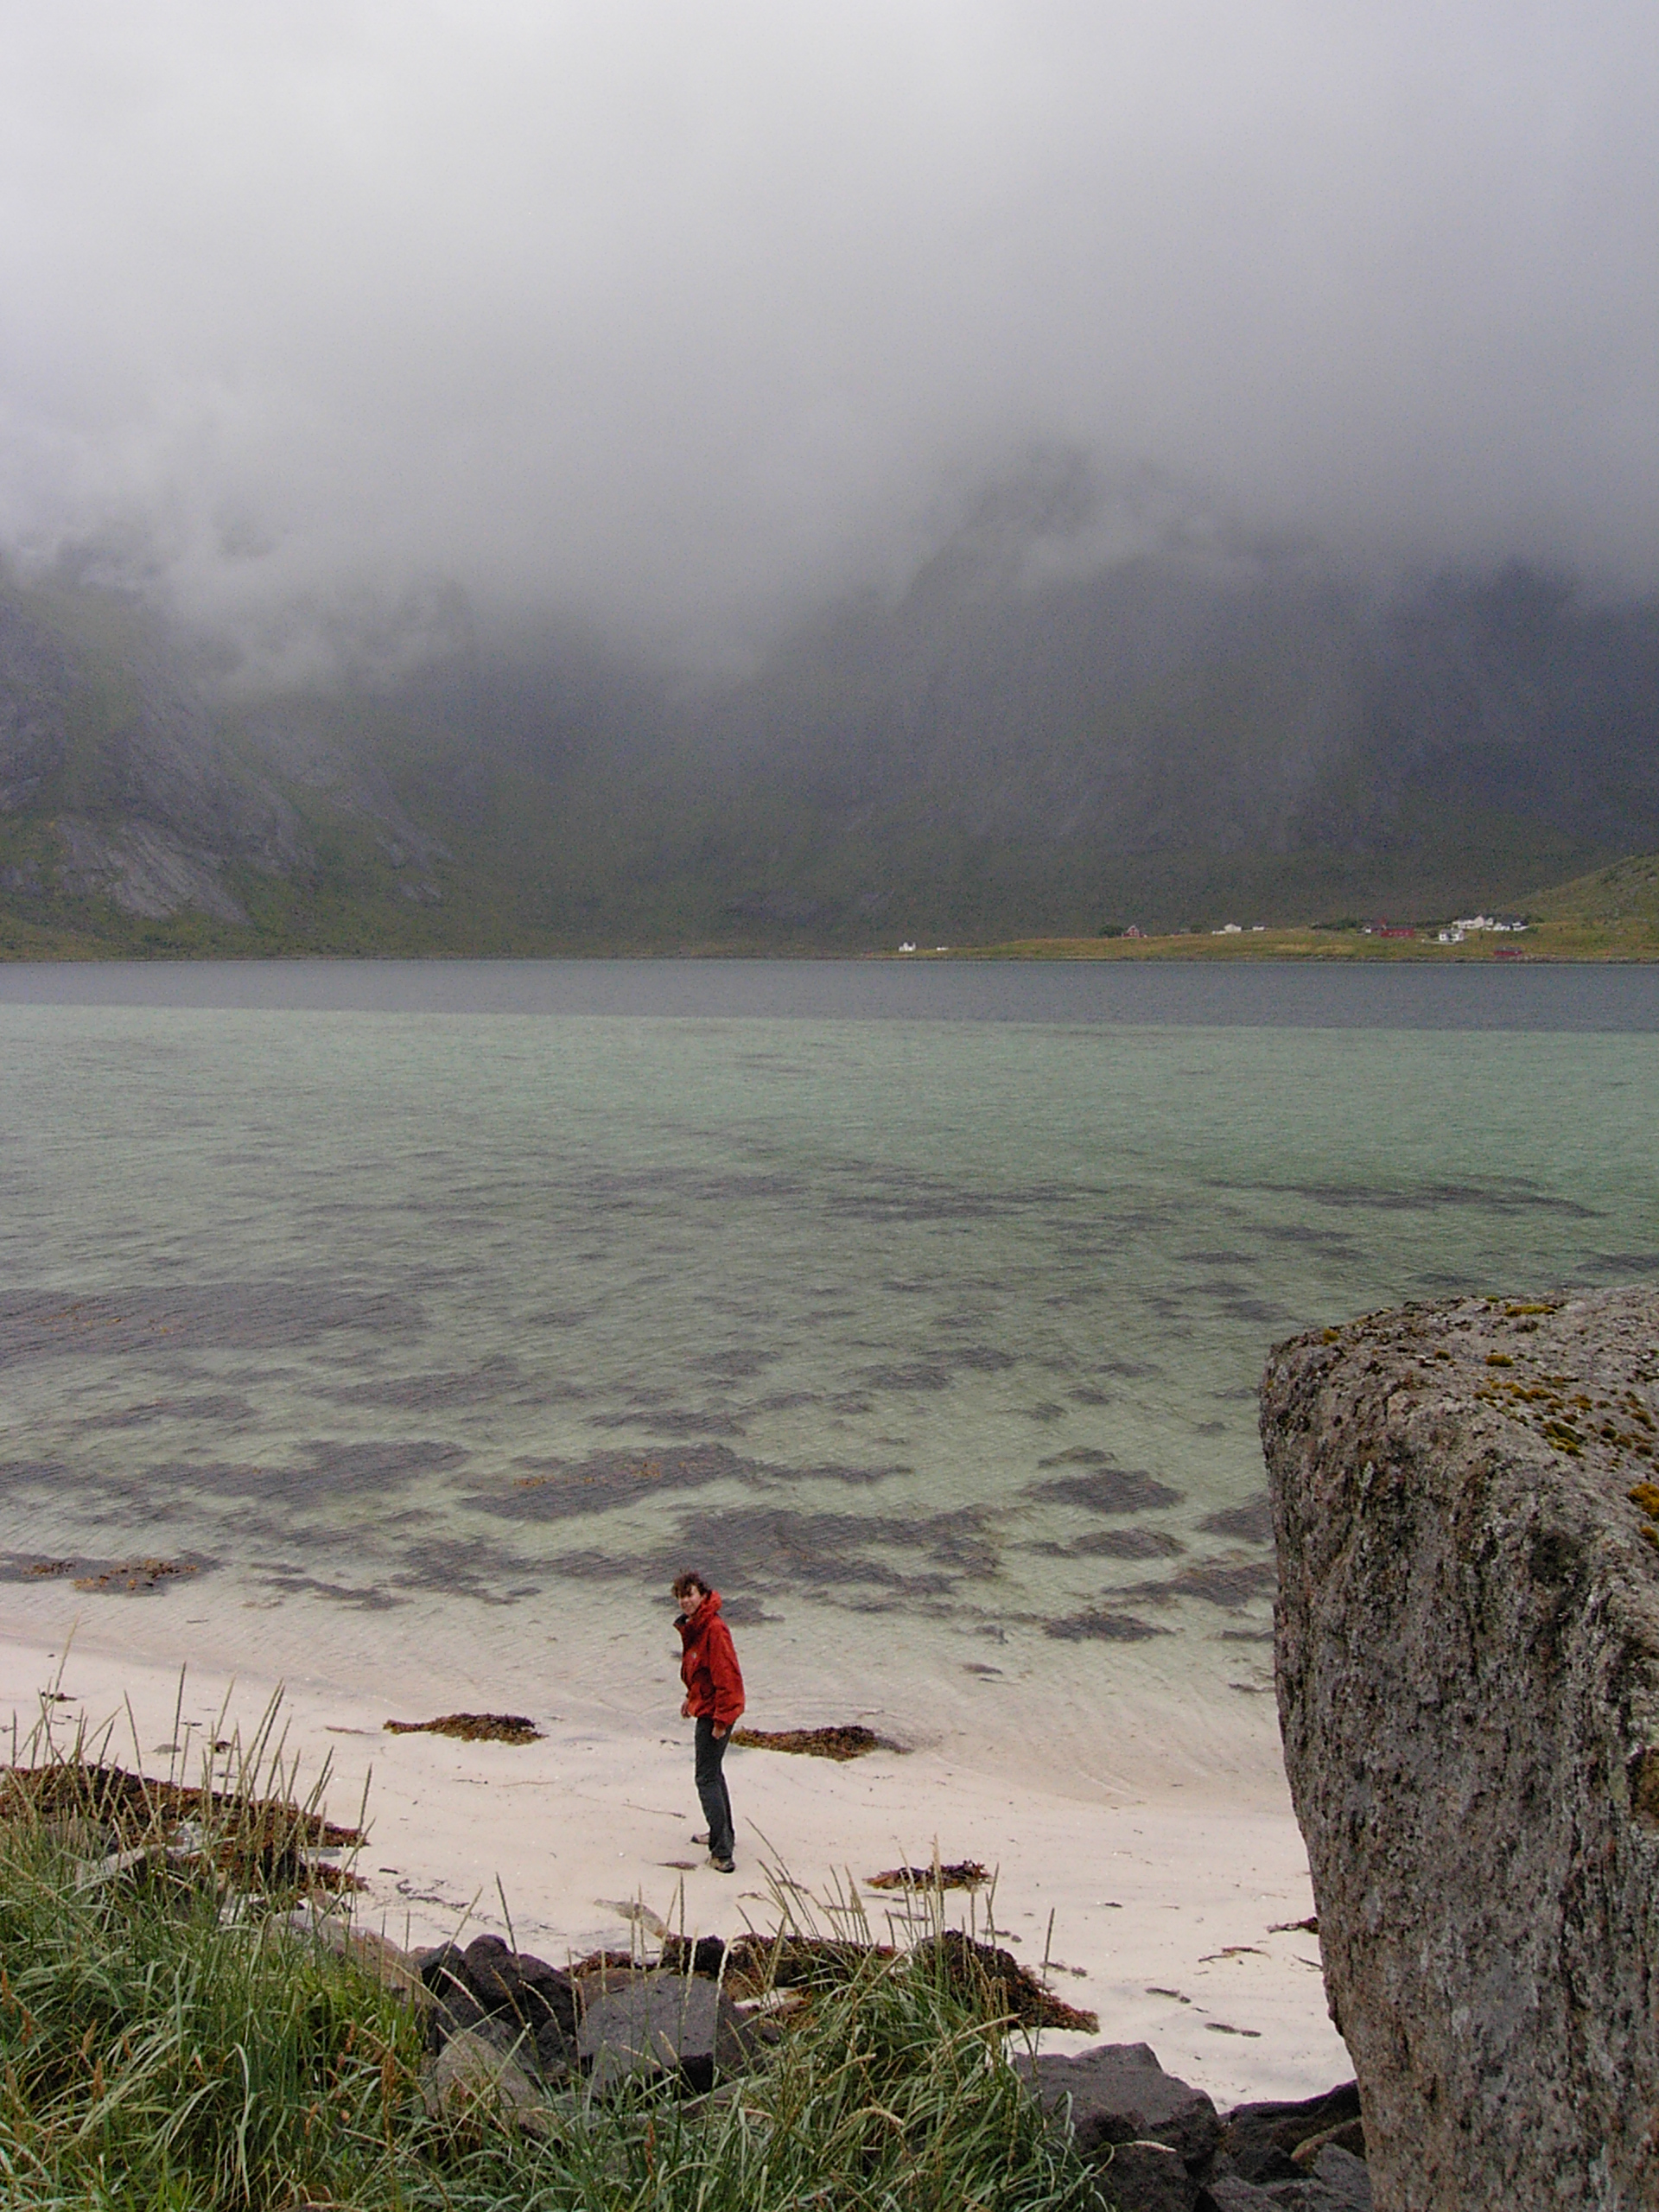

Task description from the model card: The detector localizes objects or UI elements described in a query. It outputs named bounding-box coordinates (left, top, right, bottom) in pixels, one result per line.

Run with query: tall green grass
left=0, top=1703, right=1104, bottom=2211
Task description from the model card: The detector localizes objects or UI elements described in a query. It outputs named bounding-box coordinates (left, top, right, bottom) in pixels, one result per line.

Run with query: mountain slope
left=1, top=534, right=1656, bottom=955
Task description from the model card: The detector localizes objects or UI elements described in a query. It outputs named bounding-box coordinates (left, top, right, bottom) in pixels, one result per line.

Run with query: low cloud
left=1, top=2, right=1654, bottom=668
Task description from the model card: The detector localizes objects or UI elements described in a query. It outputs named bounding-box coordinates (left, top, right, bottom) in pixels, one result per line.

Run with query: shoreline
left=0, top=1617, right=1350, bottom=2107
left=0, top=940, right=1656, bottom=966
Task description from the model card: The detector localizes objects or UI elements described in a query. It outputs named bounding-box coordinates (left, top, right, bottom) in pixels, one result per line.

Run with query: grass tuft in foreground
left=0, top=1698, right=1102, bottom=2211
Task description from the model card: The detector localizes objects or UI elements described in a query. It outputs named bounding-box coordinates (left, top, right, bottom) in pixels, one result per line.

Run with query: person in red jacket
left=673, top=1571, right=746, bottom=1872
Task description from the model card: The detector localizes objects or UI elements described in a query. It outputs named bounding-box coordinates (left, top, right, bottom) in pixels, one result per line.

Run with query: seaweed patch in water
left=1124, top=1556, right=1278, bottom=1609
left=944, top=1344, right=1019, bottom=1371
left=668, top=1503, right=999, bottom=1591
left=1027, top=1464, right=1184, bottom=1513
left=73, top=1558, right=200, bottom=1594
left=383, top=1713, right=543, bottom=1745
left=714, top=1593, right=778, bottom=1626
left=321, top=1357, right=525, bottom=1409
left=385, top=1532, right=550, bottom=1604
left=536, top=1497, right=994, bottom=1605
left=477, top=1442, right=753, bottom=1520
left=1034, top=1528, right=1187, bottom=1561
left=1585, top=1250, right=1659, bottom=1276
left=1045, top=1611, right=1171, bottom=1642
left=73, top=1392, right=259, bottom=1432
left=588, top=1407, right=748, bottom=1436
left=0, top=1285, right=425, bottom=1362
left=694, top=1349, right=781, bottom=1382
left=1265, top=1179, right=1599, bottom=1220
left=0, top=1554, right=210, bottom=1595
left=174, top=1438, right=467, bottom=1506
left=1200, top=1494, right=1274, bottom=1543
left=857, top=1363, right=955, bottom=1393
left=255, top=1570, right=405, bottom=1612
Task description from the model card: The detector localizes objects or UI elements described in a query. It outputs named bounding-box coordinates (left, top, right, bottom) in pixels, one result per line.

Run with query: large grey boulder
left=1262, top=1289, right=1659, bottom=2211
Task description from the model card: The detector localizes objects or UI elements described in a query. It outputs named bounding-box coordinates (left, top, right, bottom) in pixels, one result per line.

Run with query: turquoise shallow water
left=2, top=960, right=1656, bottom=1771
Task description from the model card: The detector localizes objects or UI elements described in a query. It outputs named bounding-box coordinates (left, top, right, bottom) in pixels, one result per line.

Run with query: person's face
left=677, top=1584, right=707, bottom=1618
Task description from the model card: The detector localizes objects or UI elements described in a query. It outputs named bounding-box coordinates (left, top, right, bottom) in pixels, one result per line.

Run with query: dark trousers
left=694, top=1717, right=734, bottom=1860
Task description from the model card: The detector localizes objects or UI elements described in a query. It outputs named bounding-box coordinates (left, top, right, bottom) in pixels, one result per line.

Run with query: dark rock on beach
left=576, top=1968, right=753, bottom=2095
left=1102, top=2137, right=1201, bottom=2210
left=317, top=1904, right=1370, bottom=2200
left=1203, top=2145, right=1371, bottom=2209
left=418, top=1934, right=576, bottom=2079
left=1019, top=2044, right=1370, bottom=2212
left=1215, top=2082, right=1362, bottom=2185
left=1017, top=2041, right=1221, bottom=2171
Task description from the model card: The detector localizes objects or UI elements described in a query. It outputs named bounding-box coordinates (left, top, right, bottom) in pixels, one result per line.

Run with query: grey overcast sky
left=1, top=1, right=1655, bottom=663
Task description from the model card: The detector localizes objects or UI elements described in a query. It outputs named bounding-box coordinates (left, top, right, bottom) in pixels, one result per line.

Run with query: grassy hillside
left=949, top=851, right=1659, bottom=961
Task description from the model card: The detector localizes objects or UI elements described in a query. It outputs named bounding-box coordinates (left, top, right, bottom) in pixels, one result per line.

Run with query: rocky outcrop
left=1019, top=2044, right=1369, bottom=2210
left=53, top=815, right=253, bottom=923
left=1019, top=2040, right=1222, bottom=2180
left=1262, top=1288, right=1659, bottom=2211
left=419, top=1933, right=577, bottom=2082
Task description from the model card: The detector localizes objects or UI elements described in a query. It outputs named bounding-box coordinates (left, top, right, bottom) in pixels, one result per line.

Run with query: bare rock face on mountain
left=0, top=598, right=72, bottom=812
left=0, top=587, right=308, bottom=920
left=1262, top=1289, right=1659, bottom=2211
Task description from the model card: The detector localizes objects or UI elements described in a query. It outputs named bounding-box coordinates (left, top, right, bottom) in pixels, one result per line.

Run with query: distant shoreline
left=895, top=933, right=1659, bottom=963
left=1, top=938, right=1654, bottom=964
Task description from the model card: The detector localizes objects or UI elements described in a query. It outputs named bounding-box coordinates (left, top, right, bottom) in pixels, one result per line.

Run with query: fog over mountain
left=2, top=2, right=1655, bottom=673
left=1, top=5, right=1656, bottom=948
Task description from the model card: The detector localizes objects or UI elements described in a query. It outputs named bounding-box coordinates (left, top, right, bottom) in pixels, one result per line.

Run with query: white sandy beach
left=0, top=1603, right=1350, bottom=2112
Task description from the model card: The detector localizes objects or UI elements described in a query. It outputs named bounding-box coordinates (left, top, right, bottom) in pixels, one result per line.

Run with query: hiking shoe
left=709, top=1854, right=735, bottom=1873
left=691, top=1832, right=710, bottom=1846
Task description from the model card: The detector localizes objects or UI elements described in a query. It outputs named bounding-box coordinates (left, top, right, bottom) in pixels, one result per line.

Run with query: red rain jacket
left=677, top=1592, right=746, bottom=1730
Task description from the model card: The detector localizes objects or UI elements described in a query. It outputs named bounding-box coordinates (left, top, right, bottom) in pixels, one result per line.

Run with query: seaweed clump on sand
left=0, top=1753, right=364, bottom=1896
left=383, top=1713, right=543, bottom=1745
left=868, top=1859, right=989, bottom=1891
left=660, top=1932, right=896, bottom=1995
left=730, top=1723, right=901, bottom=1761
left=915, top=1929, right=1100, bottom=2033
left=73, top=1559, right=200, bottom=1593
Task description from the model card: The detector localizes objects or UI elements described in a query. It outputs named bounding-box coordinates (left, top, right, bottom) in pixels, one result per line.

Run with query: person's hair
left=671, top=1571, right=709, bottom=1601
